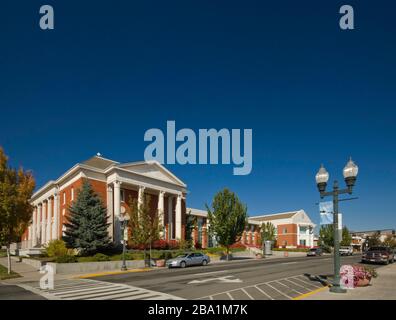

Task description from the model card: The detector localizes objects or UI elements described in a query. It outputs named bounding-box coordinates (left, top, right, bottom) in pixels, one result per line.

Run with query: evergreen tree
left=206, top=188, right=247, bottom=260
left=63, top=181, right=110, bottom=255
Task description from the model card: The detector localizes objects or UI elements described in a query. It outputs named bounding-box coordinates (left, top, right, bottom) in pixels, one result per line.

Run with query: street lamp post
left=119, top=214, right=130, bottom=271
left=315, top=158, right=359, bottom=294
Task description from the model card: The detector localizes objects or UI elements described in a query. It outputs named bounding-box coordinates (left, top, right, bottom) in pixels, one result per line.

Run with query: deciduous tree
left=206, top=188, right=247, bottom=260
left=0, top=147, right=35, bottom=274
left=260, top=222, right=277, bottom=245
left=127, top=195, right=162, bottom=265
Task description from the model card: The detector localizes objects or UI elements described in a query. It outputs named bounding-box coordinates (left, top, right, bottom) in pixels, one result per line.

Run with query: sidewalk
left=304, top=263, right=396, bottom=300
left=0, top=257, right=73, bottom=284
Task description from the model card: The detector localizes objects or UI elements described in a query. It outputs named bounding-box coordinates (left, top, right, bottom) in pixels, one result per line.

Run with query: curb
left=292, top=286, right=330, bottom=300
left=75, top=268, right=152, bottom=279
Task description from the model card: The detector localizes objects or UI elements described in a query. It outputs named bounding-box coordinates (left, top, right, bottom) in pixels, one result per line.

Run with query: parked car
left=339, top=246, right=354, bottom=256
left=307, top=248, right=323, bottom=257
left=166, top=252, right=210, bottom=268
left=361, top=246, right=395, bottom=265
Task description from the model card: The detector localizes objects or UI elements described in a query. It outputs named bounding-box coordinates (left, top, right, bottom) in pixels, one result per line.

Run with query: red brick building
left=22, top=154, right=187, bottom=249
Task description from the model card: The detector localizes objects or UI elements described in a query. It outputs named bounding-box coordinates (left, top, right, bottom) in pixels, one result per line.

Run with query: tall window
left=120, top=190, right=125, bottom=202
left=71, top=187, right=74, bottom=201
left=63, top=192, right=66, bottom=205
left=283, top=228, right=288, bottom=234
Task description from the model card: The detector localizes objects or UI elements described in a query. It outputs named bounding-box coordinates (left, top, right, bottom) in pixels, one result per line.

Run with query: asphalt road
left=0, top=282, right=46, bottom=300
left=93, top=255, right=378, bottom=300
left=0, top=255, right=384, bottom=300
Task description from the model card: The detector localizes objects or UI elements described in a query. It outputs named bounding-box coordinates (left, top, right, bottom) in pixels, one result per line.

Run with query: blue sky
left=1, top=1, right=395, bottom=232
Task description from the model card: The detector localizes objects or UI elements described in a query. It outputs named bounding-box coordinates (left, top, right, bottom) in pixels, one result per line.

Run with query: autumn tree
left=0, top=147, right=35, bottom=274
left=382, top=234, right=396, bottom=248
left=364, top=231, right=382, bottom=249
left=206, top=188, right=247, bottom=260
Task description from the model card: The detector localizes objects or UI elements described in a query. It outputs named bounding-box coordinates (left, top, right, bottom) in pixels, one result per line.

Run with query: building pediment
left=115, top=161, right=186, bottom=187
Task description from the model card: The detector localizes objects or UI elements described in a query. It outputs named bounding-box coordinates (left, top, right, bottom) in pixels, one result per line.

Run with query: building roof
left=31, top=154, right=186, bottom=201
left=248, top=211, right=300, bottom=222
left=187, top=208, right=208, bottom=217
left=82, top=155, right=118, bottom=170
left=350, top=229, right=395, bottom=235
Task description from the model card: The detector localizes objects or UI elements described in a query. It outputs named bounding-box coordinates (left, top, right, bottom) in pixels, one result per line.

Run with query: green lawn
left=0, top=263, right=21, bottom=280
left=0, top=250, right=7, bottom=258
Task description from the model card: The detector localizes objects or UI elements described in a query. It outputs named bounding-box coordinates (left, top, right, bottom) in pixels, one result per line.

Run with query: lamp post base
left=329, top=285, right=347, bottom=294
left=121, top=265, right=127, bottom=271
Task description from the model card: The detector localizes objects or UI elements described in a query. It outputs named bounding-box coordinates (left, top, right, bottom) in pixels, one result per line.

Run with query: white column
left=296, top=224, right=300, bottom=247
left=138, top=186, right=146, bottom=209
left=158, top=191, right=165, bottom=239
left=309, top=226, right=314, bottom=248
left=53, top=192, right=59, bottom=240
left=46, top=198, right=52, bottom=243
left=175, top=194, right=182, bottom=240
left=42, top=201, right=47, bottom=244
left=206, top=220, right=211, bottom=248
left=32, top=207, right=37, bottom=247
left=37, top=204, right=42, bottom=245
left=107, top=185, right=114, bottom=240
left=168, top=196, right=173, bottom=239
left=113, top=181, right=122, bottom=244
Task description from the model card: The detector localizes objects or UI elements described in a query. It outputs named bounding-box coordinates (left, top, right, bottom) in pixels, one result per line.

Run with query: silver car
left=166, top=252, right=210, bottom=268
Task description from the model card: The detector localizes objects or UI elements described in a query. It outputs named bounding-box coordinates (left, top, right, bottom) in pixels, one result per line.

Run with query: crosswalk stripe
left=66, top=288, right=139, bottom=300
left=56, top=286, right=134, bottom=298
left=23, top=278, right=182, bottom=300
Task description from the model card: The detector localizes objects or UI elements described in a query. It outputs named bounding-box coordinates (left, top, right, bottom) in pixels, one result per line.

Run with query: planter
left=156, top=259, right=166, bottom=267
left=356, top=278, right=371, bottom=287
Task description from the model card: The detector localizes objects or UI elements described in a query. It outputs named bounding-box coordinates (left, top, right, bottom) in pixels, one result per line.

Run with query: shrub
left=229, top=242, right=246, bottom=251
left=152, top=240, right=168, bottom=250
left=56, top=254, right=77, bottom=263
left=44, top=240, right=69, bottom=258
left=92, top=253, right=110, bottom=261
left=167, top=240, right=180, bottom=250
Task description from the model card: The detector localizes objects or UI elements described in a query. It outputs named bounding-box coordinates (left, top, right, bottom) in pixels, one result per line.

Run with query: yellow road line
left=75, top=268, right=152, bottom=279
left=292, top=285, right=329, bottom=300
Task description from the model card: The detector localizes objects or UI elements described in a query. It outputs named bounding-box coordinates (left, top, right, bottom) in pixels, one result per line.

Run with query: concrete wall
left=47, top=260, right=145, bottom=274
